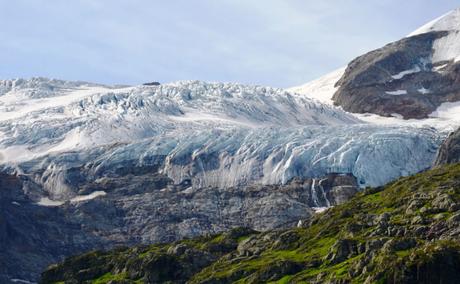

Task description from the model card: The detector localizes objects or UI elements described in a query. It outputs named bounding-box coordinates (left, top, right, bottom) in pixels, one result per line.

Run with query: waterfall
left=311, top=179, right=320, bottom=207
left=318, top=178, right=331, bottom=207
left=310, top=177, right=332, bottom=210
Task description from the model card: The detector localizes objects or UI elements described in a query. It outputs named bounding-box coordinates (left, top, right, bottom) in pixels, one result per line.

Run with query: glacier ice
left=0, top=78, right=446, bottom=201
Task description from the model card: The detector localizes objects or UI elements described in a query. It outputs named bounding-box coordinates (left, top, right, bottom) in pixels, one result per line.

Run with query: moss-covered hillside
left=41, top=164, right=460, bottom=283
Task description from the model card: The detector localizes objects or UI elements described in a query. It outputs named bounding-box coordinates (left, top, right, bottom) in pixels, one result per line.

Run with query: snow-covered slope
left=409, top=8, right=460, bottom=63
left=409, top=9, right=460, bottom=36
left=287, top=68, right=345, bottom=105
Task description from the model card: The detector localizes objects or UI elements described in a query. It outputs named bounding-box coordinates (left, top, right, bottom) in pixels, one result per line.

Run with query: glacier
left=12, top=124, right=443, bottom=201
left=0, top=78, right=445, bottom=203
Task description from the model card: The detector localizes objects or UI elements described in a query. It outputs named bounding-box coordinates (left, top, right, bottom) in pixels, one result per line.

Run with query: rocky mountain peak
left=329, top=8, right=460, bottom=119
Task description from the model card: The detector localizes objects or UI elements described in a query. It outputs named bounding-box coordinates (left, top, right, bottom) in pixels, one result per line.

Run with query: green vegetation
left=93, top=272, right=129, bottom=284
left=42, top=164, right=460, bottom=283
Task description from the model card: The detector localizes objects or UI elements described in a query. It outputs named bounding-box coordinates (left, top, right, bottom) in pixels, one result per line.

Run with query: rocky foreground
left=41, top=162, right=460, bottom=283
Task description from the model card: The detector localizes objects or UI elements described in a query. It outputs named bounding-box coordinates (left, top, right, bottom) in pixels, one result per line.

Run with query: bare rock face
left=0, top=174, right=88, bottom=283
left=0, top=170, right=358, bottom=282
left=435, top=128, right=460, bottom=165
left=332, top=31, right=460, bottom=119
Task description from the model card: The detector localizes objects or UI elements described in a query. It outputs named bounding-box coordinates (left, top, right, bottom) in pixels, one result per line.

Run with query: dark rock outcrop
left=0, top=174, right=98, bottom=283
left=143, top=82, right=161, bottom=86
left=435, top=128, right=460, bottom=165
left=333, top=31, right=460, bottom=119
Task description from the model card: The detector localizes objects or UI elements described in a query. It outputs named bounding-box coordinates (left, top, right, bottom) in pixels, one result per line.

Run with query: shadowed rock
left=435, top=128, right=460, bottom=165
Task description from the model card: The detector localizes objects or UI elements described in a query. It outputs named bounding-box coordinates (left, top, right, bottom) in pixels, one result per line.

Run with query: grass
left=395, top=249, right=411, bottom=258
left=271, top=275, right=293, bottom=284
left=92, top=272, right=129, bottom=284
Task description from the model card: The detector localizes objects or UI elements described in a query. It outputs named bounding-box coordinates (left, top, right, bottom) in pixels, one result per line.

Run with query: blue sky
left=0, top=0, right=458, bottom=87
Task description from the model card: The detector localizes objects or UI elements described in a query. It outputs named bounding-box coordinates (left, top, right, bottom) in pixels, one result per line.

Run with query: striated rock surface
left=436, top=127, right=460, bottom=165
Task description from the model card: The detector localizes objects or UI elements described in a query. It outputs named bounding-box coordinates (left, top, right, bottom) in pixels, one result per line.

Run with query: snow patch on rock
left=37, top=198, right=64, bottom=207
left=418, top=88, right=431, bottom=94
left=386, top=90, right=408, bottom=96
left=312, top=207, right=329, bottom=213
left=71, top=191, right=107, bottom=203
left=391, top=66, right=421, bottom=80
left=37, top=191, right=107, bottom=206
